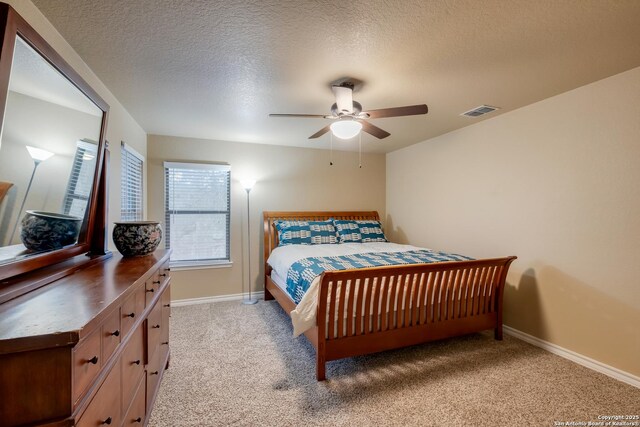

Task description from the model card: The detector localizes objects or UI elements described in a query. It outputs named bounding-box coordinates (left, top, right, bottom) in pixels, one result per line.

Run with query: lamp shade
left=330, top=120, right=362, bottom=140
left=241, top=179, right=256, bottom=191
left=26, top=145, right=54, bottom=162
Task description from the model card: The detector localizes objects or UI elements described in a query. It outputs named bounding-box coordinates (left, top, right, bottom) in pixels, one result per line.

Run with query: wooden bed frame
left=263, top=211, right=517, bottom=381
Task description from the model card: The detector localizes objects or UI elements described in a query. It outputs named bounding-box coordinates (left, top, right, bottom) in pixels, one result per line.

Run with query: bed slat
left=394, top=274, right=403, bottom=329
left=362, top=278, right=373, bottom=335
left=337, top=280, right=347, bottom=338
left=328, top=280, right=337, bottom=339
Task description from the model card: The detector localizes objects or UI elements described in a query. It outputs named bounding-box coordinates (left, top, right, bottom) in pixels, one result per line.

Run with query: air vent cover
left=461, top=105, right=500, bottom=117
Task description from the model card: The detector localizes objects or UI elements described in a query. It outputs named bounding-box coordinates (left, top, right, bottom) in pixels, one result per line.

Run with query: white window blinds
left=164, top=162, right=231, bottom=265
left=121, top=142, right=144, bottom=221
left=62, top=139, right=98, bottom=218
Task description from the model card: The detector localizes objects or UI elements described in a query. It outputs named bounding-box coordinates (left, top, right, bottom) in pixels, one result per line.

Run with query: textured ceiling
left=32, top=0, right=640, bottom=153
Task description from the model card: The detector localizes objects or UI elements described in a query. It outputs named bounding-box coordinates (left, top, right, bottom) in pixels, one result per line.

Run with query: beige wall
left=147, top=135, right=386, bottom=301
left=386, top=66, right=640, bottom=376
left=7, top=0, right=148, bottom=249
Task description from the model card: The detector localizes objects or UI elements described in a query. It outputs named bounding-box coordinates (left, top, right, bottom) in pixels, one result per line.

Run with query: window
left=164, top=162, right=231, bottom=267
left=120, top=142, right=144, bottom=221
left=63, top=140, right=98, bottom=218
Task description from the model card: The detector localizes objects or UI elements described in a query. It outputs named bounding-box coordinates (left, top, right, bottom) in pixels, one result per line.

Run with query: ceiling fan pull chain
left=329, top=132, right=333, bottom=166
left=359, top=132, right=362, bottom=169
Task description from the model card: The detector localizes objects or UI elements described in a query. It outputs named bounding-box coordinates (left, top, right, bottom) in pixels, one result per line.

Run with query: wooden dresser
left=0, top=250, right=172, bottom=426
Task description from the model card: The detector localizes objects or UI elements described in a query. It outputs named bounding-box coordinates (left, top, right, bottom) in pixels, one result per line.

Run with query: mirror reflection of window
left=0, top=35, right=104, bottom=264
left=120, top=142, right=144, bottom=221
left=62, top=140, right=98, bottom=219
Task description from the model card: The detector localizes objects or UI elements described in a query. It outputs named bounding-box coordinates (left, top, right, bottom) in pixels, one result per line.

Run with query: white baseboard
left=503, top=325, right=639, bottom=389
left=171, top=292, right=263, bottom=307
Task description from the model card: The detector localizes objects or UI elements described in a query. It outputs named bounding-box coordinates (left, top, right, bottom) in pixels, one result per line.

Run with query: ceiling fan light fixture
left=330, top=120, right=362, bottom=139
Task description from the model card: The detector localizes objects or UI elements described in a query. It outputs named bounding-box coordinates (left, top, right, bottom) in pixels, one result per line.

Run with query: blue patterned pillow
left=333, top=220, right=387, bottom=243
left=274, top=220, right=337, bottom=246
left=333, top=220, right=361, bottom=243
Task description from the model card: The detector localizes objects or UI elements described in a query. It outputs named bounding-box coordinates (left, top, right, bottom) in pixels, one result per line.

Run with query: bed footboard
left=315, top=256, right=516, bottom=380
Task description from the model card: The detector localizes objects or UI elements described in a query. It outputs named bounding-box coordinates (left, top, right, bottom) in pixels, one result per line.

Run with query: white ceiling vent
left=461, top=105, right=500, bottom=118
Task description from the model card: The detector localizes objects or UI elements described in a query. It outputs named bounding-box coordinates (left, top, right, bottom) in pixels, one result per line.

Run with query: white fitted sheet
left=270, top=269, right=289, bottom=294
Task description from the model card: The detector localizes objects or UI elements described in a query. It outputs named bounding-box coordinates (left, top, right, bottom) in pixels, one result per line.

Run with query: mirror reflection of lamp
left=8, top=145, right=54, bottom=244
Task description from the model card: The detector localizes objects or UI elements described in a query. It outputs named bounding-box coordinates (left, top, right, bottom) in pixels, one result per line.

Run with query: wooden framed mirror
left=0, top=3, right=110, bottom=294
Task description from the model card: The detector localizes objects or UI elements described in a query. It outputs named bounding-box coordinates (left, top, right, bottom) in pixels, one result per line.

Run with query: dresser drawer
left=121, top=324, right=145, bottom=405
left=144, top=277, right=161, bottom=307
left=146, top=299, right=162, bottom=363
left=121, top=284, right=145, bottom=336
left=160, top=284, right=171, bottom=348
left=158, top=261, right=170, bottom=284
left=76, top=357, right=121, bottom=427
left=73, top=329, right=102, bottom=403
left=122, top=375, right=146, bottom=427
left=146, top=346, right=164, bottom=412
left=144, top=261, right=170, bottom=307
left=101, top=308, right=121, bottom=364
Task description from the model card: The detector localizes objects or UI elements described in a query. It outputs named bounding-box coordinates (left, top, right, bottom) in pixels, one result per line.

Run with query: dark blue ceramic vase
left=20, top=210, right=82, bottom=251
left=113, top=221, right=162, bottom=257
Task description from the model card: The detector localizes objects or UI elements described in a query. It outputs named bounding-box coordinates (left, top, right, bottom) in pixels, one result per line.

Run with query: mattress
left=268, top=242, right=424, bottom=282
left=270, top=269, right=290, bottom=295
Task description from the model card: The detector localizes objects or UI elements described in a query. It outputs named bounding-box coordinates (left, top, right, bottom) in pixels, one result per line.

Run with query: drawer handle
left=133, top=359, right=141, bottom=365
left=102, top=417, right=112, bottom=425
left=153, top=280, right=161, bottom=284
left=146, top=288, right=155, bottom=293
left=126, top=312, right=135, bottom=318
left=87, top=356, right=99, bottom=365
left=163, top=303, right=171, bottom=308
left=150, top=370, right=159, bottom=376
left=134, top=417, right=142, bottom=423
left=151, top=324, right=160, bottom=329
left=162, top=341, right=169, bottom=345
left=159, top=273, right=167, bottom=277
left=165, top=267, right=171, bottom=272
left=111, top=330, right=120, bottom=337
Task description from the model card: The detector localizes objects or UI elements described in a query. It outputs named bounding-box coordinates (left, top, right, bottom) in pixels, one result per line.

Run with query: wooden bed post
left=495, top=321, right=503, bottom=341
left=316, top=273, right=328, bottom=381
left=494, top=276, right=504, bottom=341
left=264, top=265, right=274, bottom=301
left=263, top=212, right=274, bottom=300
left=494, top=256, right=516, bottom=340
left=316, top=342, right=326, bottom=381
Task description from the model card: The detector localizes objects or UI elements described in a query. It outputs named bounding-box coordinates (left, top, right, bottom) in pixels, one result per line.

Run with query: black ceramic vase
left=113, top=221, right=162, bottom=257
left=20, top=210, right=82, bottom=251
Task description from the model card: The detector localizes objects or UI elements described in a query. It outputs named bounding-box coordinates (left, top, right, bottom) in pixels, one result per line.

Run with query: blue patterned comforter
left=285, top=250, right=473, bottom=304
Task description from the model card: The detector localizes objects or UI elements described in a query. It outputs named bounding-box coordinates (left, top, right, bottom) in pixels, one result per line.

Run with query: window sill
left=169, top=261, right=233, bottom=272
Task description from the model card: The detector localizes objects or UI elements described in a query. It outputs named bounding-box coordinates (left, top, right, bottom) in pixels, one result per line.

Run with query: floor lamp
left=8, top=145, right=54, bottom=244
left=241, top=179, right=258, bottom=305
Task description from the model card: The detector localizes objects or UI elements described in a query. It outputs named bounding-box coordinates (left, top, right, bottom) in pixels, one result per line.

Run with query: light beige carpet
left=148, top=301, right=639, bottom=426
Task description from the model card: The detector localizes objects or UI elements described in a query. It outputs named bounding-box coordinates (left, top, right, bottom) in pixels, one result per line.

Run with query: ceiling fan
left=269, top=82, right=428, bottom=140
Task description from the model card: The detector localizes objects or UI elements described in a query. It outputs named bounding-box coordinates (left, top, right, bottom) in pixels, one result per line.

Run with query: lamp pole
left=8, top=160, right=41, bottom=244
left=241, top=180, right=257, bottom=305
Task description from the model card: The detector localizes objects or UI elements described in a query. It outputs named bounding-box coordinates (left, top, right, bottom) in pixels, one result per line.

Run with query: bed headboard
left=262, top=211, right=380, bottom=265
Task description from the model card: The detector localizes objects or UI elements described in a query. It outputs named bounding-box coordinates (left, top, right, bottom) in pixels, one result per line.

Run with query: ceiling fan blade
left=309, top=125, right=331, bottom=139
left=332, top=85, right=354, bottom=114
left=269, top=113, right=326, bottom=118
left=361, top=121, right=391, bottom=139
left=364, top=104, right=428, bottom=119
